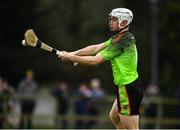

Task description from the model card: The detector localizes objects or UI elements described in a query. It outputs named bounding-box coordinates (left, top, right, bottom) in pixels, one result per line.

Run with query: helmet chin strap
left=111, top=26, right=129, bottom=43
left=111, top=26, right=129, bottom=35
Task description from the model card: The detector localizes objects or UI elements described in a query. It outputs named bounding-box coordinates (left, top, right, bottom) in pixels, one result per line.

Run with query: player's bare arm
left=70, top=42, right=106, bottom=56
left=59, top=52, right=105, bottom=66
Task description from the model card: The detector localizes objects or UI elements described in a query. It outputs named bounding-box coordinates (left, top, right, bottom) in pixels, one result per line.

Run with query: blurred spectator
left=0, top=77, right=3, bottom=128
left=0, top=77, right=15, bottom=128
left=90, top=78, right=106, bottom=98
left=73, top=83, right=92, bottom=129
left=51, top=81, right=69, bottom=129
left=144, top=82, right=159, bottom=129
left=174, top=85, right=180, bottom=128
left=17, top=69, right=38, bottom=129
left=85, top=78, right=106, bottom=129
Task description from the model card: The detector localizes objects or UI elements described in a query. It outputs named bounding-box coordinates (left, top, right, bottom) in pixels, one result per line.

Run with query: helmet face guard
left=109, top=8, right=133, bottom=29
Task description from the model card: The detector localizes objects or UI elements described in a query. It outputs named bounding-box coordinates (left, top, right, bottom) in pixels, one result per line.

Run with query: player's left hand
left=58, top=51, right=74, bottom=61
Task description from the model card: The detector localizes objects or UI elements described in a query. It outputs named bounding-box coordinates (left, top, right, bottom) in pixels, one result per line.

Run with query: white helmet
left=109, top=8, right=133, bottom=29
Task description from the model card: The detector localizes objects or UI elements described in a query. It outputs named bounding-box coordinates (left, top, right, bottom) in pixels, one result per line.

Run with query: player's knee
left=126, top=125, right=138, bottom=129
left=109, top=110, right=119, bottom=123
left=120, top=116, right=139, bottom=129
left=129, top=124, right=138, bottom=129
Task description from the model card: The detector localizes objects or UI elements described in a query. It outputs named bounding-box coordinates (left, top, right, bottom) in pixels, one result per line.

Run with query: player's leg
left=109, top=100, right=125, bottom=129
left=118, top=114, right=139, bottom=129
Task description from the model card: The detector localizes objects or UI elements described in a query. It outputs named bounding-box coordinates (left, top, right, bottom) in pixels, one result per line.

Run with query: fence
left=0, top=93, right=180, bottom=129
left=140, top=96, right=180, bottom=129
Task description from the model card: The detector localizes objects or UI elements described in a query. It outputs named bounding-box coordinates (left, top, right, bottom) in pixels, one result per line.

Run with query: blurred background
left=0, top=0, right=180, bottom=129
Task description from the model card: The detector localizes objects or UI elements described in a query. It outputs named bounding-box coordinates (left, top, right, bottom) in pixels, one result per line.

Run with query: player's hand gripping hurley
left=22, top=29, right=78, bottom=65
